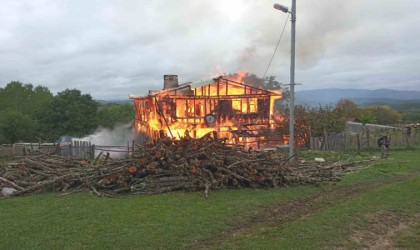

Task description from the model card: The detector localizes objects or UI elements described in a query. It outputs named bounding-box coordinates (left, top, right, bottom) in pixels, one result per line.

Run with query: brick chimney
left=163, top=75, right=179, bottom=89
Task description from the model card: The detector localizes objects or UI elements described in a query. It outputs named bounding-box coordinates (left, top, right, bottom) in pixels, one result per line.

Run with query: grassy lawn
left=217, top=170, right=419, bottom=249
left=0, top=148, right=419, bottom=249
left=0, top=186, right=316, bottom=249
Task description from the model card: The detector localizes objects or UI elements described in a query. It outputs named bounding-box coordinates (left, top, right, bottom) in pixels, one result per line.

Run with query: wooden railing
left=0, top=140, right=136, bottom=160
left=308, top=129, right=419, bottom=151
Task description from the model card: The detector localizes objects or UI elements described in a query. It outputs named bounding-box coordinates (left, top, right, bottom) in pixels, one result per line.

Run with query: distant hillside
left=296, top=88, right=420, bottom=109
left=352, top=98, right=420, bottom=111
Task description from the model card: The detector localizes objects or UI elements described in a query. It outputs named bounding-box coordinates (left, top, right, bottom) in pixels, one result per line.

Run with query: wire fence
left=2, top=128, right=418, bottom=160
left=308, top=128, right=419, bottom=152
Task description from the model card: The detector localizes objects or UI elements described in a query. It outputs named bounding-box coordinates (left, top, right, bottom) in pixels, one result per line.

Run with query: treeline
left=1, top=79, right=413, bottom=145
left=0, top=81, right=134, bottom=144
left=278, top=99, right=406, bottom=139
left=228, top=72, right=411, bottom=138
left=355, top=99, right=420, bottom=122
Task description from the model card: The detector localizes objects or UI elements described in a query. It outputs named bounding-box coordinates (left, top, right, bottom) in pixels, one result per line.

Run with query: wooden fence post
left=343, top=134, right=347, bottom=151
left=323, top=129, right=328, bottom=151
left=81, top=141, right=84, bottom=159
left=405, top=132, right=410, bottom=148
left=75, top=141, right=79, bottom=158
left=79, top=141, right=82, bottom=158
left=82, top=141, right=85, bottom=159
left=366, top=128, right=370, bottom=148
left=127, top=141, right=130, bottom=156
left=91, top=144, right=95, bottom=159
left=132, top=140, right=135, bottom=156
left=73, top=141, right=76, bottom=158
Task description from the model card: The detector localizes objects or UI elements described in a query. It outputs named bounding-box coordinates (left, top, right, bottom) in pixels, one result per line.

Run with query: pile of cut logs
left=0, top=136, right=370, bottom=198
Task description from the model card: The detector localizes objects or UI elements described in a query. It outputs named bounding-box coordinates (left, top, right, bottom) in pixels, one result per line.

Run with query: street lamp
left=273, top=3, right=289, bottom=13
left=274, top=0, right=296, bottom=163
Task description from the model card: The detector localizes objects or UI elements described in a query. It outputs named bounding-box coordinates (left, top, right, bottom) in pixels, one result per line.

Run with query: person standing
left=377, top=136, right=390, bottom=158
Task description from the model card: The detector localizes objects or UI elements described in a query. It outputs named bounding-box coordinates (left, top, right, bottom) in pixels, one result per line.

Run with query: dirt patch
left=191, top=175, right=410, bottom=249
left=230, top=175, right=408, bottom=233
left=348, top=210, right=418, bottom=249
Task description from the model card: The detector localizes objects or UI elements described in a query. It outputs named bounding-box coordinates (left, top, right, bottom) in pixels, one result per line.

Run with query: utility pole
left=289, top=0, right=296, bottom=163
left=273, top=1, right=297, bottom=162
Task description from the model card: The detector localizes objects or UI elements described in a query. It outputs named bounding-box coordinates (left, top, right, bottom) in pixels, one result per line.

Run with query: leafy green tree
left=226, top=73, right=282, bottom=91
left=0, top=81, right=53, bottom=115
left=402, top=109, right=420, bottom=123
left=0, top=111, right=36, bottom=143
left=278, top=105, right=312, bottom=146
left=307, top=104, right=346, bottom=137
left=0, top=81, right=53, bottom=143
left=97, top=103, right=134, bottom=128
left=37, top=89, right=99, bottom=140
left=32, top=86, right=54, bottom=113
left=275, top=104, right=345, bottom=147
left=334, top=99, right=361, bottom=119
left=263, top=75, right=281, bottom=90
left=359, top=110, right=376, bottom=125
left=242, top=73, right=264, bottom=88
left=0, top=81, right=32, bottom=113
left=365, top=105, right=402, bottom=125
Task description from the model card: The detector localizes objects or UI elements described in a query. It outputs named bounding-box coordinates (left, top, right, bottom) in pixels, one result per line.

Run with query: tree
left=275, top=104, right=346, bottom=147
left=263, top=75, right=281, bottom=90
left=32, top=85, right=54, bottom=113
left=307, top=104, right=346, bottom=137
left=0, top=82, right=53, bottom=143
left=0, top=111, right=36, bottom=143
left=287, top=105, right=312, bottom=147
left=334, top=99, right=361, bottom=119
left=402, top=109, right=420, bottom=123
left=359, top=110, right=376, bottom=125
left=97, top=103, right=134, bottom=128
left=0, top=81, right=53, bottom=115
left=365, top=105, right=402, bottom=125
left=243, top=73, right=264, bottom=88
left=37, top=89, right=99, bottom=140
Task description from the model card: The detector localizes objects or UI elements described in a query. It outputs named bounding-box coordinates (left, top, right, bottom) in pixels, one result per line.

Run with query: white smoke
left=78, top=123, right=135, bottom=146
left=73, top=122, right=136, bottom=158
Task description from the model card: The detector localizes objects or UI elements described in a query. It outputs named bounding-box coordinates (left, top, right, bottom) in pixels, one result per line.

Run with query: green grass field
left=1, top=148, right=419, bottom=249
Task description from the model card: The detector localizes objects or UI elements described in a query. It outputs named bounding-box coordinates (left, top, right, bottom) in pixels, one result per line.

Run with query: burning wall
left=130, top=74, right=283, bottom=148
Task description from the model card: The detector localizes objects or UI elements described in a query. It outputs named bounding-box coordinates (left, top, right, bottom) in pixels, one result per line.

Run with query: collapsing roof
left=129, top=76, right=279, bottom=99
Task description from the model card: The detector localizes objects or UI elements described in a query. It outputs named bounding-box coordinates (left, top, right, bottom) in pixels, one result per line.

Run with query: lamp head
left=273, top=3, right=289, bottom=13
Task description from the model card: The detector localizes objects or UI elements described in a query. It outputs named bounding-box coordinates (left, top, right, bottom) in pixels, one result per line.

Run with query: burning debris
left=1, top=136, right=369, bottom=198
left=130, top=74, right=284, bottom=149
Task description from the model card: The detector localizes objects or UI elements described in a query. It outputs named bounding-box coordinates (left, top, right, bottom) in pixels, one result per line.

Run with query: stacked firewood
left=0, top=136, right=370, bottom=198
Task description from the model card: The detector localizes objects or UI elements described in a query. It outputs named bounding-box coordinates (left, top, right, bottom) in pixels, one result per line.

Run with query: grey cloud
left=0, top=0, right=419, bottom=100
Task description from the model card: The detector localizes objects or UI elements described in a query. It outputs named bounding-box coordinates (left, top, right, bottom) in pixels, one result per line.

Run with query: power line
left=262, top=13, right=290, bottom=80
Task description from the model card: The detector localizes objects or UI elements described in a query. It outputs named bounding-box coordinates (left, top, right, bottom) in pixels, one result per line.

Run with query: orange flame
left=133, top=71, right=289, bottom=149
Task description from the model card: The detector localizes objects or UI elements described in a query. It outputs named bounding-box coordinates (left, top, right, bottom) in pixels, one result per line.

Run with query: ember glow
left=130, top=73, right=285, bottom=149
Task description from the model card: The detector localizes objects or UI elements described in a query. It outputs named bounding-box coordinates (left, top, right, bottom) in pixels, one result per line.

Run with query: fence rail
left=1, top=130, right=417, bottom=159
left=308, top=129, right=419, bottom=151
left=0, top=140, right=136, bottom=160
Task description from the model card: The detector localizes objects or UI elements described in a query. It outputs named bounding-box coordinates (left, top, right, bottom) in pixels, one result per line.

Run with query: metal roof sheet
left=189, top=78, right=218, bottom=89
left=129, top=75, right=281, bottom=99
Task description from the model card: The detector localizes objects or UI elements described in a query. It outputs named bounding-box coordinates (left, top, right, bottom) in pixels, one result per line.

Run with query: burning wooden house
left=130, top=74, right=283, bottom=148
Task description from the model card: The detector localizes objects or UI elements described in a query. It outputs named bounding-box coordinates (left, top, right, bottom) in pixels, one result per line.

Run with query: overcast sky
left=1, top=0, right=419, bottom=100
